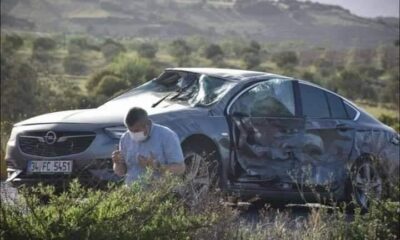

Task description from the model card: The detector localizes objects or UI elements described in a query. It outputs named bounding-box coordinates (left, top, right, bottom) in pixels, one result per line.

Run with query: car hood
left=15, top=93, right=206, bottom=126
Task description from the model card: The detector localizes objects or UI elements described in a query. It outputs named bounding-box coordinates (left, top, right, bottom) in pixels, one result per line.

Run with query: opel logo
left=44, top=131, right=57, bottom=145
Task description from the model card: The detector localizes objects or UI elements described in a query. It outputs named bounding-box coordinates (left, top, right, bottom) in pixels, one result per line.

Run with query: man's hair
left=124, top=107, right=148, bottom=127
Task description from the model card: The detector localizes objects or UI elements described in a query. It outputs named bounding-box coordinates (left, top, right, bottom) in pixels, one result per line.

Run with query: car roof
left=165, top=67, right=288, bottom=81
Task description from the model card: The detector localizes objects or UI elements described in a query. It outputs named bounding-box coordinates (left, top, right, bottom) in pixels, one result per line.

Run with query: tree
left=242, top=52, right=261, bottom=69
left=32, top=37, right=57, bottom=51
left=272, top=51, right=298, bottom=70
left=31, top=37, right=57, bottom=72
left=241, top=40, right=262, bottom=69
left=0, top=56, right=38, bottom=121
left=137, top=43, right=158, bottom=59
left=333, top=69, right=363, bottom=99
left=203, top=43, right=224, bottom=64
left=87, top=55, right=151, bottom=95
left=381, top=70, right=400, bottom=108
left=95, top=75, right=128, bottom=98
left=168, top=39, right=192, bottom=66
left=101, top=39, right=126, bottom=61
left=63, top=55, right=88, bottom=75
left=86, top=69, right=120, bottom=91
left=1, top=34, right=24, bottom=54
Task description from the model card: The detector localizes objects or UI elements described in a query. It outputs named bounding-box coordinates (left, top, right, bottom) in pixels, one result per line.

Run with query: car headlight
left=104, top=126, right=127, bottom=139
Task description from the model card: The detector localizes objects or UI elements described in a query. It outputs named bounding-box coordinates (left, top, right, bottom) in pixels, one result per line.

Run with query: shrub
left=379, top=114, right=400, bottom=132
left=0, top=173, right=224, bottom=240
left=109, top=54, right=151, bottom=86
left=63, top=55, right=88, bottom=75
left=203, top=43, right=224, bottom=63
left=86, top=69, right=120, bottom=91
left=0, top=55, right=38, bottom=121
left=272, top=51, right=299, bottom=69
left=32, top=37, right=57, bottom=51
left=1, top=34, right=24, bottom=53
left=101, top=39, right=126, bottom=61
left=169, top=39, right=192, bottom=66
left=137, top=43, right=158, bottom=59
left=95, top=75, right=128, bottom=98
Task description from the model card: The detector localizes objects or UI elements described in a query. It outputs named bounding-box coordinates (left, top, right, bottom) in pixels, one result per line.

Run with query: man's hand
left=112, top=149, right=126, bottom=176
left=112, top=150, right=124, bottom=164
left=137, top=152, right=159, bottom=169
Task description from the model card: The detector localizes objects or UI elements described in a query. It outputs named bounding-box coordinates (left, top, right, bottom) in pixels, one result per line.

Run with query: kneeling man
left=112, top=107, right=185, bottom=184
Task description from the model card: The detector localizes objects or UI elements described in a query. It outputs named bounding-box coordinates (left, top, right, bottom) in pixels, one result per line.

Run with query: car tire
left=181, top=143, right=220, bottom=206
left=348, top=155, right=383, bottom=212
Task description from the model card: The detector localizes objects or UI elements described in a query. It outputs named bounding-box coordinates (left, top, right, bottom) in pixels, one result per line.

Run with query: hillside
left=1, top=0, right=399, bottom=48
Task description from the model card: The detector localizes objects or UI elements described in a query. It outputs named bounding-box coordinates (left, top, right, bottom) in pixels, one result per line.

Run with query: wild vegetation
left=1, top=172, right=399, bottom=239
left=0, top=32, right=399, bottom=239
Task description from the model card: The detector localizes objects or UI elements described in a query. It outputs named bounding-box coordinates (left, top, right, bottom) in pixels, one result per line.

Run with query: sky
left=301, top=0, right=400, bottom=18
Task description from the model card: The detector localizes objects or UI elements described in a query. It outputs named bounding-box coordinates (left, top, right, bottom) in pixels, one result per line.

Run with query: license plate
left=28, top=160, right=73, bottom=174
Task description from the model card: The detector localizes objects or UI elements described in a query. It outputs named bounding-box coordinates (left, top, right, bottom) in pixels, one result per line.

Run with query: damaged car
left=5, top=68, right=399, bottom=209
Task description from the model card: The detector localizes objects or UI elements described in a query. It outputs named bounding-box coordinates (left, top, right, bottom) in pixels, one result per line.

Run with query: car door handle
left=336, top=123, right=352, bottom=131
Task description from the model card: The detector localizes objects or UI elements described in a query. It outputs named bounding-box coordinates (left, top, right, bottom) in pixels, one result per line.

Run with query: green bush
left=101, top=39, right=126, bottom=61
left=63, top=55, right=88, bottom=75
left=0, top=173, right=223, bottom=240
left=32, top=37, right=57, bottom=51
left=109, top=54, right=151, bottom=86
left=0, top=55, right=38, bottom=121
left=137, top=43, right=158, bottom=59
left=169, top=39, right=192, bottom=66
left=203, top=43, right=224, bottom=64
left=272, top=51, right=299, bottom=70
left=95, top=75, right=128, bottom=98
left=379, top=114, right=400, bottom=132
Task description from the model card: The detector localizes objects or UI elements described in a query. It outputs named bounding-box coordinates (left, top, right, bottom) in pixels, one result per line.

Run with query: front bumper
left=5, top=123, right=122, bottom=188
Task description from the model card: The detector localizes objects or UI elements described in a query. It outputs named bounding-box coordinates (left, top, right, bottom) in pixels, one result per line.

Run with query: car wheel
left=182, top=144, right=219, bottom=206
left=350, top=156, right=382, bottom=211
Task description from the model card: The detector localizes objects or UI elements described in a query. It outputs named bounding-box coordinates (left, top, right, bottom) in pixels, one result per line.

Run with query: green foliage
left=168, top=39, right=192, bottom=66
left=86, top=54, right=152, bottom=99
left=0, top=174, right=222, bottom=240
left=1, top=34, right=24, bottom=54
left=333, top=68, right=363, bottom=99
left=341, top=199, right=400, bottom=240
left=63, top=55, right=88, bottom=75
left=0, top=55, right=38, bottom=121
left=109, top=54, right=151, bottom=86
left=101, top=39, right=126, bottom=61
left=379, top=114, right=400, bottom=132
left=272, top=50, right=299, bottom=70
left=69, top=37, right=100, bottom=52
left=241, top=40, right=262, bottom=69
left=203, top=43, right=224, bottom=64
left=95, top=75, right=128, bottom=98
left=32, top=37, right=57, bottom=51
left=381, top=70, right=400, bottom=108
left=137, top=42, right=158, bottom=59
left=86, top=69, right=120, bottom=91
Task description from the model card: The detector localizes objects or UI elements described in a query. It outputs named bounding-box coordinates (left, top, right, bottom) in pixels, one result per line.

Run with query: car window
left=344, top=102, right=357, bottom=119
left=231, top=79, right=295, bottom=117
left=299, top=83, right=330, bottom=118
left=326, top=92, right=348, bottom=119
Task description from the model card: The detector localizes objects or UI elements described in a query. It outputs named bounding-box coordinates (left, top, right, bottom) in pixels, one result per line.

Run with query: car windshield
left=111, top=71, right=235, bottom=107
